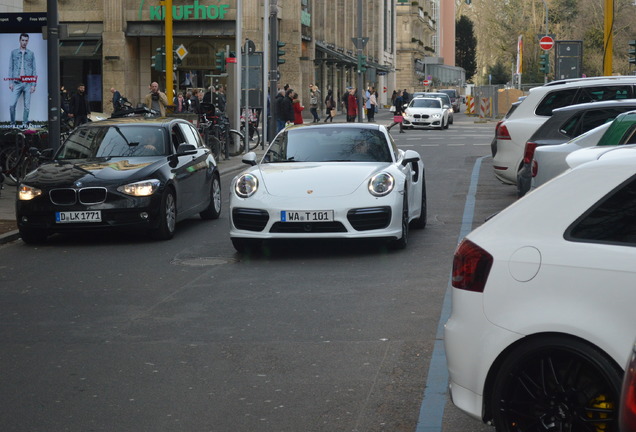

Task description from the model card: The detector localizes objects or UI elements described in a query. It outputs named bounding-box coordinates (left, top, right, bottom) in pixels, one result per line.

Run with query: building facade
left=16, top=0, right=461, bottom=115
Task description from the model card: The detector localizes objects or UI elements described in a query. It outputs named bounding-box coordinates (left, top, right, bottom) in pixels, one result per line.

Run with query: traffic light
left=539, top=52, right=550, bottom=74
left=151, top=46, right=165, bottom=72
left=215, top=50, right=226, bottom=72
left=276, top=41, right=286, bottom=65
left=629, top=40, right=636, bottom=66
left=357, top=54, right=367, bottom=74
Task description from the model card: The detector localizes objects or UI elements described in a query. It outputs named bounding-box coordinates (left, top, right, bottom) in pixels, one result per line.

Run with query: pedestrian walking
left=309, top=84, right=321, bottom=122
left=144, top=81, right=168, bottom=116
left=346, top=87, right=358, bottom=122
left=281, top=88, right=295, bottom=126
left=365, top=86, right=377, bottom=122
left=293, top=92, right=304, bottom=125
left=68, top=83, right=91, bottom=126
left=387, top=90, right=406, bottom=133
left=324, top=89, right=335, bottom=122
left=275, top=88, right=286, bottom=132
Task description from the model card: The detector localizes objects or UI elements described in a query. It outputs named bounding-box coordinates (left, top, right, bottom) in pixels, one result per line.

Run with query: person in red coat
left=292, top=92, right=304, bottom=125
left=346, top=87, right=358, bottom=122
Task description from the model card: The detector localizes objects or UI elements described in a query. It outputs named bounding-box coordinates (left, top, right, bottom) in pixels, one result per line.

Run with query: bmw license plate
left=55, top=211, right=102, bottom=223
left=280, top=210, right=334, bottom=222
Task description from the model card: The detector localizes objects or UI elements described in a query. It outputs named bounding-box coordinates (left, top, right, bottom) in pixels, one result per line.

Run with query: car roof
left=543, top=75, right=636, bottom=87
left=284, top=122, right=384, bottom=132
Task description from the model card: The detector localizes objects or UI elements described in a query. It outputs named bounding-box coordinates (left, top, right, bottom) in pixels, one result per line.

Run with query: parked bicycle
left=240, top=109, right=261, bottom=151
left=1, top=130, right=50, bottom=186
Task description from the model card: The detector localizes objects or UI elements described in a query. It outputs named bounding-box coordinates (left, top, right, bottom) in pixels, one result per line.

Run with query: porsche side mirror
left=401, top=149, right=420, bottom=166
left=242, top=151, right=258, bottom=166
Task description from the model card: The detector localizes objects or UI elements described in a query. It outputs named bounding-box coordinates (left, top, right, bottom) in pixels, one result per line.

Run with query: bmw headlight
left=117, top=179, right=160, bottom=197
left=431, top=113, right=442, bottom=119
left=368, top=172, right=394, bottom=197
left=18, top=184, right=42, bottom=201
left=235, top=173, right=259, bottom=198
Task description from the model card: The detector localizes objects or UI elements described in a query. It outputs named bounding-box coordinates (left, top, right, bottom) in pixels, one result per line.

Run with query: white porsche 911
left=229, top=123, right=426, bottom=252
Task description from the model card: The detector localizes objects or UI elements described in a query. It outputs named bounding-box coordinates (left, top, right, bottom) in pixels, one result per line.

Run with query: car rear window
left=535, top=89, right=578, bottom=116
left=567, top=174, right=636, bottom=245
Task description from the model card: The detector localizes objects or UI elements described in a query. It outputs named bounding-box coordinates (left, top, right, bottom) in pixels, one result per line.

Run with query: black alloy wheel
left=200, top=173, right=222, bottom=220
left=491, top=336, right=623, bottom=432
left=151, top=188, right=176, bottom=240
left=411, top=182, right=427, bottom=229
left=390, top=186, right=409, bottom=250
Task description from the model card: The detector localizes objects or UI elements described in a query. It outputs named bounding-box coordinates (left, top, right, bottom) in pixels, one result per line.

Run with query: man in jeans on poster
left=8, top=33, right=37, bottom=128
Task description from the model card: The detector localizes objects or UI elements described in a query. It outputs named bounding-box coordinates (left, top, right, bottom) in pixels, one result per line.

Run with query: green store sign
left=138, top=0, right=230, bottom=20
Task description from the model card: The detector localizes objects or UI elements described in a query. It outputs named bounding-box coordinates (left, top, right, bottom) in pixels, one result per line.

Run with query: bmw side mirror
left=176, top=143, right=197, bottom=155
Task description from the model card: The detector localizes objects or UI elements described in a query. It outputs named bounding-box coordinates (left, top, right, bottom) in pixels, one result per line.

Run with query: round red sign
left=540, top=35, right=554, bottom=50
left=422, top=79, right=430, bottom=86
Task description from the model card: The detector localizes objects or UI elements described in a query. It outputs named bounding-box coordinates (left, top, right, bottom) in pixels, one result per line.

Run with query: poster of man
left=0, top=30, right=48, bottom=129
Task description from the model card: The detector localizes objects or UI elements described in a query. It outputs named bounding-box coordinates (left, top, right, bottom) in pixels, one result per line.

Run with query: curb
left=0, top=230, right=20, bottom=245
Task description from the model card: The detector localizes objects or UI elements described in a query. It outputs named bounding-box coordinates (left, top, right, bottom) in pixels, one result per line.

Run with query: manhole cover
left=171, top=257, right=236, bottom=266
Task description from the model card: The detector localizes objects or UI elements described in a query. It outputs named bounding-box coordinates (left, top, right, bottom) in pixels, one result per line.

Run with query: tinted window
left=58, top=126, right=166, bottom=159
left=536, top=89, right=578, bottom=116
left=577, top=86, right=632, bottom=104
left=560, top=108, right=630, bottom=138
left=568, top=175, right=636, bottom=245
left=179, top=122, right=201, bottom=148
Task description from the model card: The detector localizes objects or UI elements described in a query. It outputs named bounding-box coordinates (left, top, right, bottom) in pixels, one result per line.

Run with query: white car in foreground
left=229, top=123, right=426, bottom=252
left=445, top=153, right=636, bottom=431
left=403, top=97, right=449, bottom=130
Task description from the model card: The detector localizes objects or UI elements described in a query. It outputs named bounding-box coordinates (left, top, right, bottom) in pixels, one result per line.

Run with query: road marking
left=415, top=155, right=489, bottom=432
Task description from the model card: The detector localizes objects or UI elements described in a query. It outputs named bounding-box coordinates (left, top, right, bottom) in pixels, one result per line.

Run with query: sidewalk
left=0, top=109, right=394, bottom=244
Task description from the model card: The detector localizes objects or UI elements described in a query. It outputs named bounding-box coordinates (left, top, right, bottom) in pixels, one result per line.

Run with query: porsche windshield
left=264, top=127, right=392, bottom=163
left=56, top=126, right=167, bottom=159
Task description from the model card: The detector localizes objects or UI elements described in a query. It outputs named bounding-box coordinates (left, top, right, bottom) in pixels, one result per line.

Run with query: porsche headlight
left=117, top=179, right=160, bottom=197
left=368, top=172, right=394, bottom=197
left=18, top=184, right=42, bottom=201
left=235, top=173, right=259, bottom=198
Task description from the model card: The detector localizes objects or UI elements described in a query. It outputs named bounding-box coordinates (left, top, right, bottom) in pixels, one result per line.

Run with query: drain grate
left=171, top=257, right=237, bottom=267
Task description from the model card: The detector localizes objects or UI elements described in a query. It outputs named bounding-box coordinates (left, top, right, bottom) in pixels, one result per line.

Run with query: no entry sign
left=540, top=35, right=554, bottom=50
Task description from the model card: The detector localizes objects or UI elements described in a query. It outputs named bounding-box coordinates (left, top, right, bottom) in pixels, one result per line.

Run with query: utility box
left=556, top=41, right=583, bottom=80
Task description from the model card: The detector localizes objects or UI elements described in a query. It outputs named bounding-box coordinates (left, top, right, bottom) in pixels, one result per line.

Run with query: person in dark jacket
left=68, top=83, right=91, bottom=126
left=387, top=90, right=406, bottom=133
left=280, top=88, right=295, bottom=127
left=275, top=89, right=286, bottom=132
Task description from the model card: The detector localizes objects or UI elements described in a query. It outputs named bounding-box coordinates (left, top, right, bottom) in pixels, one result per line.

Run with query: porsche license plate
left=280, top=210, right=334, bottom=222
left=56, top=211, right=102, bottom=223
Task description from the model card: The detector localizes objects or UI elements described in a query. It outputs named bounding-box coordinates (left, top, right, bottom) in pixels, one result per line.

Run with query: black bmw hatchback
left=16, top=117, right=221, bottom=243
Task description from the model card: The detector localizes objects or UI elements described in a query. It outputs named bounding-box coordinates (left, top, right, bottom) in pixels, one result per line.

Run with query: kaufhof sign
left=138, top=0, right=230, bottom=20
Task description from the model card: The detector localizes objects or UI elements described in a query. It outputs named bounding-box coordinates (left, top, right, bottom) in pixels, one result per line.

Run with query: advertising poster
left=0, top=13, right=48, bottom=129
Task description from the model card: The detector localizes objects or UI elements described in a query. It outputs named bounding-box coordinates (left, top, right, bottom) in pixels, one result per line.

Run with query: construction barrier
left=465, top=96, right=475, bottom=115
left=479, top=97, right=491, bottom=118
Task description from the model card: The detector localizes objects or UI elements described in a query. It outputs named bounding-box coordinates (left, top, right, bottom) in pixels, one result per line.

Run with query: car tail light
left=523, top=142, right=538, bottom=164
left=531, top=160, right=538, bottom=178
left=495, top=122, right=511, bottom=140
left=452, top=239, right=493, bottom=293
left=620, top=343, right=636, bottom=432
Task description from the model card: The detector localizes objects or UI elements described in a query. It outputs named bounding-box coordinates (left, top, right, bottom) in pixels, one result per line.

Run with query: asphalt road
left=0, top=113, right=515, bottom=432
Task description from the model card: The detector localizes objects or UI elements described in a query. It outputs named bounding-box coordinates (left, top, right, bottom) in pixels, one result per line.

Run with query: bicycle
left=240, top=109, right=261, bottom=151
left=211, top=113, right=244, bottom=158
left=1, top=130, right=48, bottom=186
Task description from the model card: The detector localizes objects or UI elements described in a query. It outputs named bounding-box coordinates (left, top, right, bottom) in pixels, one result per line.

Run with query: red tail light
left=495, top=122, right=511, bottom=140
left=523, top=142, right=538, bottom=164
left=452, top=239, right=493, bottom=293
left=620, top=344, right=636, bottom=432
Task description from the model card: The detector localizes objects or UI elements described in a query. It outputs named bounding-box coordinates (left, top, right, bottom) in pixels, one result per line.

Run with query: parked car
left=619, top=338, right=636, bottom=432
left=516, top=99, right=636, bottom=196
left=492, top=75, right=636, bottom=185
left=412, top=92, right=454, bottom=124
left=229, top=123, right=426, bottom=252
left=438, top=88, right=461, bottom=112
left=491, top=99, right=523, bottom=158
left=445, top=152, right=636, bottom=431
left=402, top=97, right=449, bottom=130
left=16, top=117, right=222, bottom=243
left=532, top=109, right=636, bottom=191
